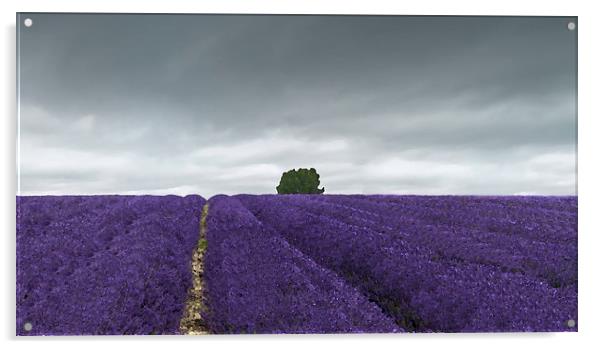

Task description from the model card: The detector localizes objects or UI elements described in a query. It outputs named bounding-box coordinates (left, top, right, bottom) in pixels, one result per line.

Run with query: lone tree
left=276, top=168, right=325, bottom=194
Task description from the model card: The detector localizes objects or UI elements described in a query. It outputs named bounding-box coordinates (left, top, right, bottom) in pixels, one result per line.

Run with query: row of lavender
left=201, top=195, right=401, bottom=333
left=283, top=195, right=577, bottom=288
left=234, top=194, right=577, bottom=332
left=16, top=195, right=205, bottom=335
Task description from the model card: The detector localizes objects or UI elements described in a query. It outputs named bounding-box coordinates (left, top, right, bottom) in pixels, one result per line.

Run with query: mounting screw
left=567, top=22, right=576, bottom=31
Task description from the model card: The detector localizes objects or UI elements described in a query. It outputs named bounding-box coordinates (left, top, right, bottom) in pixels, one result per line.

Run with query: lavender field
left=16, top=194, right=577, bottom=335
left=16, top=195, right=205, bottom=335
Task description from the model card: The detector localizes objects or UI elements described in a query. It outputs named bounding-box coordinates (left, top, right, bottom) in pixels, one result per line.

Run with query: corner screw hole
left=568, top=22, right=576, bottom=31
left=23, top=322, right=32, bottom=331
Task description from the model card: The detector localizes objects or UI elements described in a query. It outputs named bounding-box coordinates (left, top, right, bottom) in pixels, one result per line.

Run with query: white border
left=2, top=1, right=601, bottom=348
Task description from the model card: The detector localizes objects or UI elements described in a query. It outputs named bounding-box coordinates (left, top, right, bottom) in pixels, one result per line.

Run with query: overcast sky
left=17, top=14, right=577, bottom=196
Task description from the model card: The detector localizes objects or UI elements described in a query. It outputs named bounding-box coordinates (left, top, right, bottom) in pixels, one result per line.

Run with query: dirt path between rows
left=180, top=203, right=211, bottom=334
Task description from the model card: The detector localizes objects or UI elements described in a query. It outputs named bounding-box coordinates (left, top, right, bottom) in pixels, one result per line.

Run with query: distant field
left=16, top=194, right=577, bottom=334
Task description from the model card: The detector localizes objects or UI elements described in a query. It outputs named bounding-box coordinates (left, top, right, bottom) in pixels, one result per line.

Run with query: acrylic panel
left=16, top=13, right=577, bottom=335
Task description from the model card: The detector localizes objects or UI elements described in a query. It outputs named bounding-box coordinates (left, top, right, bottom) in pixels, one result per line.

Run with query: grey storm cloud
left=17, top=14, right=577, bottom=196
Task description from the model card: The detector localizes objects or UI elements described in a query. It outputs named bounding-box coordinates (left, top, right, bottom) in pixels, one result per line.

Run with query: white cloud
left=73, top=114, right=96, bottom=132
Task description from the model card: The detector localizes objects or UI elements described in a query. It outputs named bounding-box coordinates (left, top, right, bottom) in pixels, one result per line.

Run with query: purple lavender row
left=237, top=195, right=577, bottom=332
left=363, top=194, right=576, bottom=212
left=320, top=195, right=577, bottom=287
left=286, top=195, right=577, bottom=288
left=202, top=195, right=401, bottom=334
left=16, top=195, right=205, bottom=335
left=316, top=195, right=575, bottom=244
left=360, top=195, right=577, bottom=243
left=313, top=195, right=577, bottom=323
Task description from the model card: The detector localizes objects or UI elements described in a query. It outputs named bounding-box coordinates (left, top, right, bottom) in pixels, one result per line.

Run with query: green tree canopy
left=276, top=168, right=325, bottom=194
